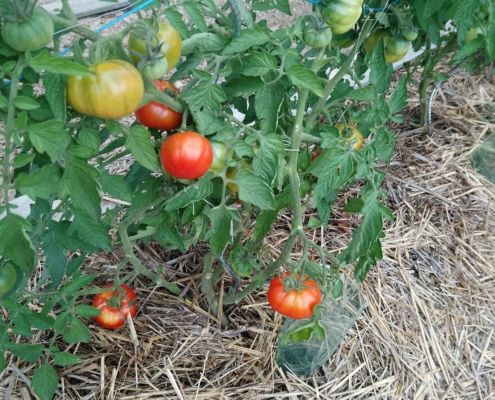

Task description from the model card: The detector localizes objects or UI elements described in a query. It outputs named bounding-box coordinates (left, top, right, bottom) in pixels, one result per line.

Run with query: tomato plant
left=320, top=0, right=363, bottom=35
left=268, top=273, right=322, bottom=319
left=67, top=59, right=144, bottom=119
left=365, top=30, right=410, bottom=64
left=1, top=6, right=54, bottom=52
left=230, top=247, right=254, bottom=277
left=160, top=131, right=213, bottom=179
left=140, top=57, right=169, bottom=80
left=92, top=284, right=138, bottom=329
left=303, top=24, right=333, bottom=49
left=135, top=80, right=182, bottom=131
left=128, top=20, right=182, bottom=73
left=336, top=123, right=364, bottom=150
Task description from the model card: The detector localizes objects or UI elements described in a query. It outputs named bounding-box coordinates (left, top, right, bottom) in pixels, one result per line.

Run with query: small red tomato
left=160, top=131, right=213, bottom=179
left=92, top=284, right=138, bottom=329
left=268, top=272, right=321, bottom=319
left=311, top=151, right=322, bottom=161
left=135, top=80, right=182, bottom=131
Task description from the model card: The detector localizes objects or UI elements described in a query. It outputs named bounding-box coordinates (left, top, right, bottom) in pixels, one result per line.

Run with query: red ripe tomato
left=135, top=80, right=182, bottom=131
left=267, top=272, right=321, bottom=319
left=311, top=151, right=322, bottom=162
left=160, top=131, right=213, bottom=179
left=92, top=284, right=138, bottom=329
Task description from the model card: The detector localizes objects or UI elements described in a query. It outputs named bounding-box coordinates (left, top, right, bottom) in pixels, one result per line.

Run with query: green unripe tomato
left=365, top=30, right=410, bottom=63
left=140, top=57, right=169, bottom=81
left=1, top=7, right=54, bottom=52
left=230, top=247, right=254, bottom=277
left=321, top=0, right=363, bottom=35
left=0, top=262, right=17, bottom=295
left=303, top=25, right=333, bottom=48
left=208, top=141, right=233, bottom=173
left=403, top=29, right=419, bottom=41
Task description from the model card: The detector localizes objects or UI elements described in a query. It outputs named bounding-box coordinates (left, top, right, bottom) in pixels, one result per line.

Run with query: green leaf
left=369, top=38, right=391, bottom=94
left=0, top=214, right=37, bottom=275
left=156, top=222, right=185, bottom=251
left=74, top=305, right=101, bottom=318
left=101, top=171, right=133, bottom=203
left=13, top=153, right=35, bottom=168
left=233, top=141, right=256, bottom=158
left=452, top=37, right=483, bottom=61
left=487, top=2, right=495, bottom=61
left=14, top=164, right=62, bottom=199
left=43, top=72, right=67, bottom=122
left=53, top=352, right=82, bottom=367
left=222, top=27, right=271, bottom=54
left=60, top=274, right=97, bottom=294
left=223, top=76, right=264, bottom=97
left=77, top=126, right=100, bottom=154
left=332, top=279, right=343, bottom=298
left=0, top=94, right=8, bottom=108
left=31, top=364, right=59, bottom=400
left=170, top=51, right=203, bottom=82
left=70, top=210, right=113, bottom=252
left=165, top=178, right=213, bottom=210
left=241, top=52, right=277, bottom=76
left=286, top=64, right=324, bottom=97
left=388, top=77, right=408, bottom=114
left=53, top=312, right=69, bottom=333
left=13, top=96, right=39, bottom=111
left=182, top=79, right=226, bottom=112
left=60, top=155, right=102, bottom=221
left=63, top=318, right=90, bottom=344
left=42, top=234, right=67, bottom=288
left=454, top=0, right=480, bottom=22
left=183, top=1, right=207, bottom=31
left=181, top=33, right=230, bottom=55
left=307, top=216, right=323, bottom=228
left=164, top=9, right=188, bottom=38
left=346, top=86, right=375, bottom=102
left=30, top=50, right=94, bottom=76
left=343, top=197, right=364, bottom=214
left=126, top=126, right=160, bottom=173
left=206, top=205, right=241, bottom=256
left=374, top=126, right=396, bottom=163
left=255, top=82, right=284, bottom=135
left=28, top=120, right=71, bottom=163
left=275, top=0, right=291, bottom=15
left=7, top=343, right=44, bottom=362
left=253, top=134, right=285, bottom=187
left=423, top=0, right=445, bottom=19
left=234, top=169, right=275, bottom=209
left=0, top=352, right=5, bottom=374
left=253, top=209, right=278, bottom=242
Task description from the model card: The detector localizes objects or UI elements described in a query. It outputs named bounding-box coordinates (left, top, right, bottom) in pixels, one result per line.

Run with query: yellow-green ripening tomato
left=66, top=60, right=144, bottom=119
left=321, top=0, right=363, bottom=35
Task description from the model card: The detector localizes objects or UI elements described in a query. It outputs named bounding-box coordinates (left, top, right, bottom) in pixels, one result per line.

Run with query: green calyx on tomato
left=93, top=284, right=138, bottom=329
left=0, top=261, right=18, bottom=295
left=302, top=17, right=333, bottom=48
left=230, top=247, right=255, bottom=277
left=267, top=272, right=322, bottom=319
left=1, top=6, right=54, bottom=52
left=320, top=0, right=363, bottom=35
left=336, top=123, right=363, bottom=150
left=67, top=59, right=144, bottom=119
left=135, top=80, right=182, bottom=131
left=128, top=20, right=182, bottom=73
left=365, top=30, right=410, bottom=64
left=160, top=131, right=213, bottom=180
left=208, top=140, right=233, bottom=174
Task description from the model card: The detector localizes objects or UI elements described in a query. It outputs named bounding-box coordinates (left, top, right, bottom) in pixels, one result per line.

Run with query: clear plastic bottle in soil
left=276, top=276, right=366, bottom=376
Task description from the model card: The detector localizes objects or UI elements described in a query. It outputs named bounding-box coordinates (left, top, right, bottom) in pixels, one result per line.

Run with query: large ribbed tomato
left=160, top=131, right=213, bottom=179
left=321, top=0, right=363, bottom=35
left=66, top=60, right=144, bottom=119
left=135, top=80, right=182, bottom=131
left=92, top=284, right=138, bottom=329
left=128, top=21, right=182, bottom=73
left=268, top=272, right=321, bottom=319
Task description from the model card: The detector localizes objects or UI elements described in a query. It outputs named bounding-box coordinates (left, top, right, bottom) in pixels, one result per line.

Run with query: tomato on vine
left=140, top=57, right=169, bottom=81
left=230, top=247, right=255, bottom=277
left=128, top=21, right=182, bottom=73
left=67, top=59, right=144, bottom=119
left=336, top=123, right=364, bottom=150
left=268, top=272, right=321, bottom=319
left=160, top=131, right=213, bottom=179
left=0, top=262, right=17, bottom=295
left=208, top=140, right=232, bottom=173
left=1, top=7, right=54, bottom=52
left=365, top=30, right=410, bottom=64
left=303, top=24, right=333, bottom=49
left=466, top=27, right=483, bottom=43
left=135, top=80, right=182, bottom=131
left=92, top=284, right=138, bottom=329
left=320, top=0, right=363, bottom=35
